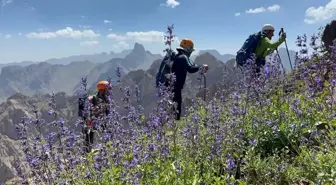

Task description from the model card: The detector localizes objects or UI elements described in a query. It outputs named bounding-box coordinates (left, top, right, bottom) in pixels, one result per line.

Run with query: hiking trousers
left=173, top=88, right=182, bottom=120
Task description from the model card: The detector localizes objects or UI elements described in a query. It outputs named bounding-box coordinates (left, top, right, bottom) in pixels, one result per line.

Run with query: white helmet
left=262, top=24, right=275, bottom=32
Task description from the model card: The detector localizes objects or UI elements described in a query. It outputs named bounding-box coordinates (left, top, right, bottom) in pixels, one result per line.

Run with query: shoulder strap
left=181, top=54, right=194, bottom=66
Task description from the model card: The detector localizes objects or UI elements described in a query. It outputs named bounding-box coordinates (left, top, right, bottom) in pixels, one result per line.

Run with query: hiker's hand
left=280, top=32, right=286, bottom=39
left=202, top=64, right=208, bottom=73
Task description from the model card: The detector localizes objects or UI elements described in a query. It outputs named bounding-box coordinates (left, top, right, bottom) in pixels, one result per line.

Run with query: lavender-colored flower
left=226, top=156, right=235, bottom=170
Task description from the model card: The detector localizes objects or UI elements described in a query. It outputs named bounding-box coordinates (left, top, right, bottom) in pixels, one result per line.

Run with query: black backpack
left=155, top=51, right=177, bottom=87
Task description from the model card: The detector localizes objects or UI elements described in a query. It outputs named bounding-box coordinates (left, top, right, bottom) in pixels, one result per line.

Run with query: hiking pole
left=279, top=28, right=293, bottom=70
left=198, top=68, right=206, bottom=102
left=201, top=67, right=207, bottom=102
left=275, top=48, right=286, bottom=74
left=203, top=73, right=206, bottom=101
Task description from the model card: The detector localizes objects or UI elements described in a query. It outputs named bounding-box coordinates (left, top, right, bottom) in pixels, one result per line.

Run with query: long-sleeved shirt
left=171, top=51, right=200, bottom=90
left=255, top=35, right=286, bottom=59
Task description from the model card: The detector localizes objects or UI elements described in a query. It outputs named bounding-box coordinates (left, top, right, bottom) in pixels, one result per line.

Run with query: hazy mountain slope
left=194, top=49, right=235, bottom=63
left=85, top=58, right=127, bottom=91
left=0, top=43, right=163, bottom=102
left=43, top=50, right=132, bottom=65
left=122, top=43, right=163, bottom=70
left=0, top=61, right=35, bottom=74
left=0, top=61, right=96, bottom=102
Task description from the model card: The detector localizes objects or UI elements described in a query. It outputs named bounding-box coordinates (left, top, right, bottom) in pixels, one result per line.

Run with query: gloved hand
left=280, top=32, right=286, bottom=39
left=202, top=64, right=209, bottom=73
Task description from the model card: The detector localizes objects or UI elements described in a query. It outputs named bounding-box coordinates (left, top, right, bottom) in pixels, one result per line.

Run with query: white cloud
left=1, top=0, right=13, bottom=7
left=246, top=4, right=280, bottom=14
left=267, top=4, right=280, bottom=12
left=235, top=12, right=241, bottom=16
left=26, top=27, right=100, bottom=39
left=161, top=0, right=180, bottom=8
left=246, top=7, right=266, bottom=14
left=304, top=0, right=336, bottom=24
left=104, top=20, right=111, bottom=24
left=106, top=33, right=129, bottom=41
left=5, top=34, right=11, bottom=39
left=126, top=31, right=165, bottom=42
left=112, top=41, right=130, bottom=51
left=80, top=40, right=99, bottom=46
left=107, top=30, right=165, bottom=42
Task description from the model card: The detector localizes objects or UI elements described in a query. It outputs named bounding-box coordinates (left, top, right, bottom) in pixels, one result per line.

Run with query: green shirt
left=255, top=35, right=286, bottom=59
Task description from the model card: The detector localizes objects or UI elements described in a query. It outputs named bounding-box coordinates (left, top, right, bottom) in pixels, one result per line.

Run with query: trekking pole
left=203, top=73, right=206, bottom=102
left=200, top=66, right=207, bottom=102
left=275, top=48, right=286, bottom=74
left=279, top=28, right=293, bottom=70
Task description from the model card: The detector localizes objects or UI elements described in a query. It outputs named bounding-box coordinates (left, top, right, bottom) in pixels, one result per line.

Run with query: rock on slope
left=0, top=92, right=81, bottom=184
left=322, top=19, right=336, bottom=51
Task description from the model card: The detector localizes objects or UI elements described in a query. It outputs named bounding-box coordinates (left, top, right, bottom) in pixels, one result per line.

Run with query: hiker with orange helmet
left=84, top=80, right=111, bottom=152
left=171, top=38, right=208, bottom=120
left=89, top=80, right=111, bottom=117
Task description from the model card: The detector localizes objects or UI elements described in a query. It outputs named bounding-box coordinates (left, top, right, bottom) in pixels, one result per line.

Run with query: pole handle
left=279, top=28, right=284, bottom=36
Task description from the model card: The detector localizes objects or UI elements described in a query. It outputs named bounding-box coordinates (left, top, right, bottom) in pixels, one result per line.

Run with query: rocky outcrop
left=322, top=19, right=336, bottom=51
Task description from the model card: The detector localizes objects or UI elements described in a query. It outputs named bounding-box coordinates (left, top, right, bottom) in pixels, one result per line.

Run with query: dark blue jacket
left=171, top=51, right=200, bottom=90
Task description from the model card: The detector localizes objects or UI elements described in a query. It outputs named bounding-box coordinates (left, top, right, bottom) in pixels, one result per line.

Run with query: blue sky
left=0, top=0, right=335, bottom=63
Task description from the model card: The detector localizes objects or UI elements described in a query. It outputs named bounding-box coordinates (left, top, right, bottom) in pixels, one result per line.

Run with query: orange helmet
left=97, top=80, right=111, bottom=91
left=179, top=38, right=195, bottom=51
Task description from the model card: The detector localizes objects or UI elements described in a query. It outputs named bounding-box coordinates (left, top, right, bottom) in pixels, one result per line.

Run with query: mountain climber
left=236, top=24, right=286, bottom=74
left=171, top=38, right=208, bottom=120
left=84, top=80, right=111, bottom=152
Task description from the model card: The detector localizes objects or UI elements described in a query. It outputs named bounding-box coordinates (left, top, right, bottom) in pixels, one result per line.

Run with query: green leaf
left=172, top=161, right=176, bottom=171
left=237, top=180, right=247, bottom=185
left=331, top=119, right=336, bottom=127
left=192, top=174, right=198, bottom=185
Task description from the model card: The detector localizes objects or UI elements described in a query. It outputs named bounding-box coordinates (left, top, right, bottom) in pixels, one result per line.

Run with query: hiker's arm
left=182, top=56, right=199, bottom=73
left=262, top=36, right=285, bottom=50
left=260, top=36, right=286, bottom=57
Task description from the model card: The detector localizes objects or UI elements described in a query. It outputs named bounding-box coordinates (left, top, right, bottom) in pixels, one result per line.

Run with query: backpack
left=156, top=51, right=177, bottom=87
left=236, top=31, right=264, bottom=67
left=78, top=94, right=95, bottom=117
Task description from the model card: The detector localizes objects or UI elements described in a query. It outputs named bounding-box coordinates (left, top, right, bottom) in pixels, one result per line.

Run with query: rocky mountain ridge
left=0, top=43, right=163, bottom=103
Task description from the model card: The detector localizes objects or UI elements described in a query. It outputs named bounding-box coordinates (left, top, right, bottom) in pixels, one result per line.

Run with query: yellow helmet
left=179, top=38, right=195, bottom=51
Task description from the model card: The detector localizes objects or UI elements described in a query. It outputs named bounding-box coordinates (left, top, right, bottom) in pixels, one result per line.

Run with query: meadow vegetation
left=11, top=26, right=336, bottom=185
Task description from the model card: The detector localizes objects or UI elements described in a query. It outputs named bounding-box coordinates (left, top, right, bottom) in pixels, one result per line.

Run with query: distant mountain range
left=43, top=49, right=132, bottom=65
left=191, top=49, right=235, bottom=63
left=0, top=43, right=154, bottom=73
left=0, top=42, right=297, bottom=103
left=0, top=43, right=163, bottom=102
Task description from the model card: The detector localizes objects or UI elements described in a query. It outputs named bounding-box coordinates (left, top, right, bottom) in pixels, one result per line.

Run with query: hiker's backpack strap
left=156, top=51, right=176, bottom=87
left=236, top=32, right=263, bottom=67
left=181, top=54, right=194, bottom=67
